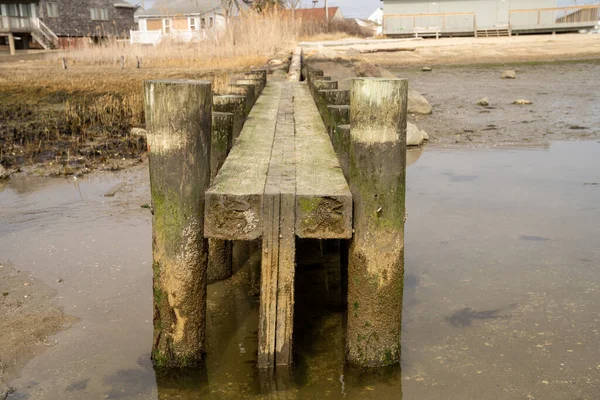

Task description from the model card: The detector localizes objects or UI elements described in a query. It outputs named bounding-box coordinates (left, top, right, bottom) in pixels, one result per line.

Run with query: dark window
left=46, top=2, right=59, bottom=18
left=90, top=7, right=109, bottom=21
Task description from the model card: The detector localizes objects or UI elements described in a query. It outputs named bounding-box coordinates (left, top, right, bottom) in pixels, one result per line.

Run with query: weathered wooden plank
left=258, top=187, right=280, bottom=369
left=208, top=112, right=234, bottom=283
left=258, top=83, right=296, bottom=369
left=273, top=86, right=296, bottom=366
left=293, top=82, right=352, bottom=239
left=205, top=82, right=283, bottom=240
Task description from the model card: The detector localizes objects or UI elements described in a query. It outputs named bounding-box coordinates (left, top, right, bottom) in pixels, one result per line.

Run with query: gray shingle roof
left=136, top=0, right=249, bottom=17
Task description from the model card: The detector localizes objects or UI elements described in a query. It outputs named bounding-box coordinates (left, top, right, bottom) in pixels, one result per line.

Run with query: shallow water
left=1, top=141, right=599, bottom=399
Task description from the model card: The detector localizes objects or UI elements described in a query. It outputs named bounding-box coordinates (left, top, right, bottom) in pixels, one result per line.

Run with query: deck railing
left=383, top=12, right=477, bottom=36
left=0, top=16, right=33, bottom=31
left=130, top=30, right=211, bottom=45
left=509, top=4, right=600, bottom=31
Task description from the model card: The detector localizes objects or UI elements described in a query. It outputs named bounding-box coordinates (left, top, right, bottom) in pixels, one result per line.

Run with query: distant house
left=368, top=8, right=384, bottom=34
left=382, top=0, right=600, bottom=37
left=291, top=7, right=345, bottom=22
left=0, top=1, right=137, bottom=51
left=132, top=0, right=249, bottom=45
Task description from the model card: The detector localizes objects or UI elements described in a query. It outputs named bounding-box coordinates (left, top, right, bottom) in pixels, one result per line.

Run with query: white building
left=382, top=0, right=600, bottom=37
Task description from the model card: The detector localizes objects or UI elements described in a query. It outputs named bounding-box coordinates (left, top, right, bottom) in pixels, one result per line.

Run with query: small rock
left=408, top=90, right=432, bottom=114
left=57, top=278, right=63, bottom=283
left=346, top=48, right=361, bottom=58
left=501, top=70, right=516, bottom=79
left=513, top=99, right=533, bottom=105
left=477, top=97, right=489, bottom=106
left=407, top=122, right=429, bottom=146
left=0, top=164, right=9, bottom=180
left=268, top=59, right=284, bottom=66
left=422, top=66, right=432, bottom=72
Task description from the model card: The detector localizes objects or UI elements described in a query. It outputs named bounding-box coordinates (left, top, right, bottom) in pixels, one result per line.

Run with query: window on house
left=90, top=7, right=109, bottom=21
left=200, top=18, right=206, bottom=29
left=189, top=17, right=196, bottom=31
left=209, top=17, right=213, bottom=28
left=163, top=19, right=171, bottom=34
left=46, top=2, right=59, bottom=18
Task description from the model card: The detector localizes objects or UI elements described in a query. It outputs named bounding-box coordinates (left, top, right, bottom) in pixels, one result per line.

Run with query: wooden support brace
left=229, top=83, right=256, bottom=113
left=208, top=112, right=235, bottom=283
left=236, top=78, right=262, bottom=98
left=213, top=95, right=247, bottom=142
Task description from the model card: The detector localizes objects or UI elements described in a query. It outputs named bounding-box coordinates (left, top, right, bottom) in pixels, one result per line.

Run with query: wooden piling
left=208, top=112, right=235, bottom=283
left=8, top=33, right=16, bottom=56
left=236, top=79, right=262, bottom=98
left=229, top=84, right=256, bottom=114
left=346, top=78, right=408, bottom=367
left=245, top=69, right=267, bottom=93
left=213, top=95, right=247, bottom=142
left=120, top=55, right=125, bottom=69
left=62, top=57, right=68, bottom=70
left=144, top=79, right=212, bottom=368
left=315, top=88, right=348, bottom=125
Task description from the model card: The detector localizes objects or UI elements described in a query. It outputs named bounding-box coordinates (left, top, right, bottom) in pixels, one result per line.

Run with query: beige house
left=132, top=0, right=248, bottom=44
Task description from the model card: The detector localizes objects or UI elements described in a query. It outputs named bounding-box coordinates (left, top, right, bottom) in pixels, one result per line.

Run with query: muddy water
left=1, top=141, right=599, bottom=399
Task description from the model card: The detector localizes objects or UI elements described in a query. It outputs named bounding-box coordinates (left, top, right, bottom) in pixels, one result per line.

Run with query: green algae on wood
left=346, top=78, right=408, bottom=368
left=145, top=79, right=212, bottom=368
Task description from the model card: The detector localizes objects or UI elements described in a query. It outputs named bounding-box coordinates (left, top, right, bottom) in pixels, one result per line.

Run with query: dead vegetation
left=0, top=9, right=369, bottom=176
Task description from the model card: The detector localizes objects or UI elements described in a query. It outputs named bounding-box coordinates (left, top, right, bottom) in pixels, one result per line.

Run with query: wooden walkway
left=205, top=79, right=352, bottom=368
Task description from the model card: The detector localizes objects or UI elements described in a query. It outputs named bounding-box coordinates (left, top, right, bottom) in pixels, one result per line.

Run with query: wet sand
left=392, top=60, right=600, bottom=147
left=1, top=140, right=599, bottom=399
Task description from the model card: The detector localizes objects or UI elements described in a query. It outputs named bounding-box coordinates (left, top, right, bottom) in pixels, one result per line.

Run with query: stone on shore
left=407, top=122, right=429, bottom=146
left=502, top=70, right=516, bottom=79
left=0, top=164, right=10, bottom=180
left=346, top=48, right=361, bottom=58
left=513, top=99, right=533, bottom=105
left=408, top=90, right=433, bottom=114
left=269, top=59, right=284, bottom=66
left=477, top=97, right=489, bottom=106
left=422, top=66, right=432, bottom=72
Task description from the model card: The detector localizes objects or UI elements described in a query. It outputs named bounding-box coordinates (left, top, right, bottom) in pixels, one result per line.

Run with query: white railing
left=130, top=30, right=210, bottom=45
left=32, top=18, right=59, bottom=42
left=130, top=30, right=163, bottom=45
left=0, top=16, right=33, bottom=31
left=509, top=5, right=600, bottom=31
left=383, top=12, right=477, bottom=36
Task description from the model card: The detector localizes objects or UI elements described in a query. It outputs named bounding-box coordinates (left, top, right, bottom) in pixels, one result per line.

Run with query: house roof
left=136, top=0, right=249, bottom=17
left=292, top=7, right=341, bottom=21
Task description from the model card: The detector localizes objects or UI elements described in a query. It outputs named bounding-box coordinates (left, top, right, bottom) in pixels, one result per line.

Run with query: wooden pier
left=145, top=51, right=408, bottom=370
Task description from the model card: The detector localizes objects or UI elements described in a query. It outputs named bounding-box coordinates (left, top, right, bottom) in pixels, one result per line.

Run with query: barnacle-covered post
left=145, top=79, right=212, bottom=367
left=346, top=78, right=408, bottom=367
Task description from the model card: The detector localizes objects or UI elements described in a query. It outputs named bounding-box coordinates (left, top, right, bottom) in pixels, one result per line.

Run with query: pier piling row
left=145, top=58, right=408, bottom=370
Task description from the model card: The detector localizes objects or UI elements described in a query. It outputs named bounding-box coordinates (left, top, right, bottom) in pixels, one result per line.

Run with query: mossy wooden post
left=236, top=79, right=262, bottom=98
left=347, top=78, right=408, bottom=367
left=145, top=79, right=212, bottom=368
left=326, top=105, right=350, bottom=139
left=229, top=84, right=255, bottom=115
left=8, top=33, right=16, bottom=56
left=208, top=112, right=234, bottom=283
left=213, top=95, right=247, bottom=142
left=245, top=69, right=267, bottom=93
left=307, top=69, right=323, bottom=96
